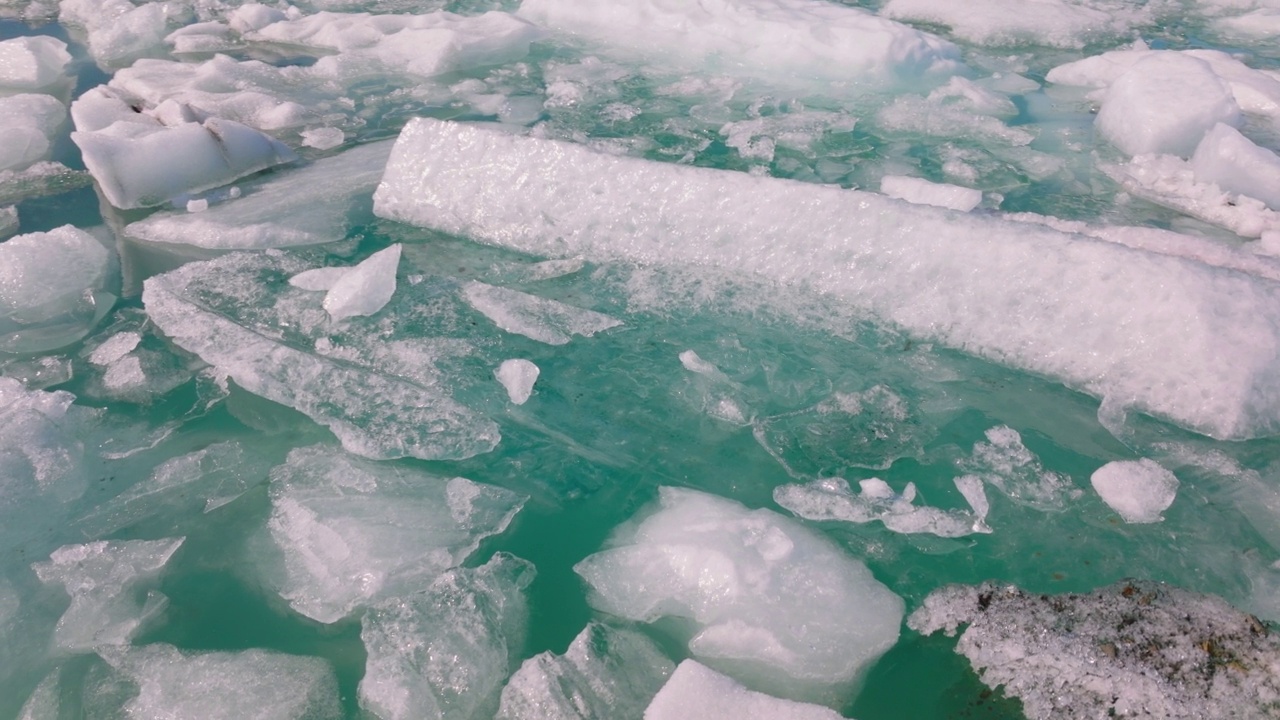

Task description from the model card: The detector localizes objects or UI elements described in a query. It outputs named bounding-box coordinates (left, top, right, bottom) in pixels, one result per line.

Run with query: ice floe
left=0, top=36, right=71, bottom=92
left=495, top=359, right=539, bottom=406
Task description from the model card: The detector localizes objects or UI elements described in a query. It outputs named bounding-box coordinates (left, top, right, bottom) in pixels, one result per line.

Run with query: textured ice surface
left=957, top=426, right=1078, bottom=511
left=909, top=580, right=1280, bottom=719
left=264, top=445, right=525, bottom=623
left=1096, top=53, right=1241, bottom=157
left=0, top=225, right=114, bottom=354
left=32, top=538, right=183, bottom=652
left=375, top=118, right=1280, bottom=440
left=72, top=94, right=297, bottom=209
left=0, top=36, right=70, bottom=91
left=126, top=141, right=393, bottom=249
left=879, top=0, right=1153, bottom=48
left=1090, top=458, right=1179, bottom=523
left=880, top=175, right=981, bottom=212
left=100, top=644, right=341, bottom=720
left=77, top=310, right=194, bottom=404
left=644, top=660, right=842, bottom=720
left=517, top=0, right=961, bottom=86
left=0, top=93, right=65, bottom=173
left=58, top=0, right=183, bottom=65
left=775, top=476, right=991, bottom=538
left=1191, top=123, right=1280, bottom=211
left=360, top=553, right=534, bottom=720
left=575, top=487, right=903, bottom=704
left=461, top=281, right=622, bottom=345
left=495, top=359, right=538, bottom=405
left=497, top=622, right=673, bottom=720
left=324, top=244, right=400, bottom=322
left=142, top=251, right=500, bottom=461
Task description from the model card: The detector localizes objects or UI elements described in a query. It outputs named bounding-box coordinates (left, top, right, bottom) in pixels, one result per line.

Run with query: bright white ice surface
left=644, top=660, right=843, bottom=720
left=1090, top=458, right=1179, bottom=523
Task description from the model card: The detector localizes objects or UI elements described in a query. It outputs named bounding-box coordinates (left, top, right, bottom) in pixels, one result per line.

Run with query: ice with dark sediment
left=574, top=487, right=903, bottom=705
left=360, top=553, right=534, bottom=720
left=909, top=580, right=1280, bottom=719
left=262, top=445, right=525, bottom=623
left=644, top=660, right=843, bottom=720
left=0, top=225, right=116, bottom=354
left=496, top=622, right=674, bottom=720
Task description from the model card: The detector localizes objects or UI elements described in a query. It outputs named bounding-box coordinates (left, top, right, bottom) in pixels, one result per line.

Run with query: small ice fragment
left=1090, top=458, right=1179, bottom=523
left=881, top=175, right=982, bottom=212
left=186, top=198, right=208, bottom=212
left=644, top=660, right=842, bottom=720
left=301, top=127, right=344, bottom=150
left=954, top=475, right=990, bottom=529
left=0, top=36, right=71, bottom=92
left=679, top=350, right=722, bottom=376
left=0, top=93, right=66, bottom=173
left=323, top=244, right=401, bottom=321
left=290, top=266, right=352, bottom=291
left=0, top=205, right=18, bottom=240
left=495, top=359, right=539, bottom=405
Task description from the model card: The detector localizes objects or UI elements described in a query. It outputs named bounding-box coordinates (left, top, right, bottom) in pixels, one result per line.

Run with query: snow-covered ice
left=1090, top=458, right=1179, bottom=523
left=879, top=0, right=1154, bottom=49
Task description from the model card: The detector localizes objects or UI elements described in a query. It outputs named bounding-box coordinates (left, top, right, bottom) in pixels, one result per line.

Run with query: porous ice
left=643, top=660, right=843, bottom=720
left=574, top=487, right=903, bottom=704
left=1090, top=458, right=1179, bottom=523
left=909, top=580, right=1280, bottom=719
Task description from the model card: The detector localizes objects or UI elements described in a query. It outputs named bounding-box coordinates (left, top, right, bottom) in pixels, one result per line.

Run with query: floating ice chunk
left=32, top=538, right=183, bottom=651
left=775, top=476, right=991, bottom=538
left=73, top=110, right=297, bottom=209
left=87, top=331, right=141, bottom=366
left=880, top=0, right=1151, bottom=49
left=678, top=350, right=727, bottom=379
left=958, top=426, right=1077, bottom=511
left=101, top=644, right=341, bottom=720
left=1090, top=458, right=1179, bottom=523
left=495, top=359, right=539, bottom=405
left=1215, top=8, right=1280, bottom=38
left=676, top=351, right=750, bottom=425
left=228, top=3, right=286, bottom=33
left=462, top=281, right=622, bottom=345
left=518, top=0, right=961, bottom=86
left=360, top=553, right=534, bottom=720
left=644, top=660, right=842, bottom=720
left=575, top=487, right=903, bottom=704
left=0, top=161, right=90, bottom=207
left=290, top=267, right=352, bottom=291
left=265, top=445, right=525, bottom=623
left=497, top=622, right=673, bottom=720
left=58, top=0, right=183, bottom=65
left=127, top=140, right=393, bottom=249
left=323, top=245, right=400, bottom=322
left=1096, top=53, right=1241, bottom=157
left=166, top=21, right=234, bottom=54
left=1191, top=123, right=1280, bottom=211
left=143, top=251, right=500, bottom=461
left=301, top=127, right=344, bottom=150
left=0, top=36, right=70, bottom=92
left=881, top=175, right=982, bottom=211
left=0, top=225, right=115, bottom=354
left=0, top=377, right=94, bottom=510
left=0, top=93, right=65, bottom=173
left=909, top=580, right=1280, bottom=720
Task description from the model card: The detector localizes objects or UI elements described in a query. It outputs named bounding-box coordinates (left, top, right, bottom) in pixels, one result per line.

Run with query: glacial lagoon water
left=4, top=1, right=1280, bottom=717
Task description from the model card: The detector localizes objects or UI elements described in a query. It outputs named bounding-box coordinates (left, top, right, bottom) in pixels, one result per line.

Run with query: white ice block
left=374, top=118, right=1280, bottom=440
left=1191, top=123, right=1280, bottom=211
left=0, top=225, right=114, bottom=354
left=644, top=660, right=843, bottom=720
left=1090, top=458, right=1179, bottom=523
left=0, top=93, right=65, bottom=173
left=324, top=244, right=400, bottom=322
left=495, top=359, right=539, bottom=405
left=0, top=36, right=71, bottom=91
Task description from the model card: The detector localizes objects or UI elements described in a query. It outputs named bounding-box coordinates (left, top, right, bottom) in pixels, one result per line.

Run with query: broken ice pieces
left=78, top=310, right=193, bottom=404
left=360, top=553, right=534, bottom=720
left=909, top=580, right=1280, bottom=719
left=775, top=476, right=991, bottom=538
left=1090, top=458, right=1179, bottom=523
left=497, top=622, right=673, bottom=720
left=0, top=225, right=116, bottom=354
left=462, top=281, right=622, bottom=345
left=644, top=660, right=843, bottom=720
left=322, top=244, right=400, bottom=322
left=263, top=445, right=525, bottom=623
left=99, top=643, right=341, bottom=720
left=957, top=426, right=1077, bottom=511
left=0, top=377, right=96, bottom=512
left=575, top=487, right=903, bottom=705
left=32, top=538, right=183, bottom=652
left=71, top=90, right=296, bottom=209
left=495, top=359, right=539, bottom=405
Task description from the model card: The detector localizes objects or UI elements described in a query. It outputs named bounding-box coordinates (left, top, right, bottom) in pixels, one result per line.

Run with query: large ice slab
left=909, top=580, right=1280, bottom=719
left=142, top=251, right=501, bottom=461
left=0, top=36, right=70, bottom=92
left=360, top=553, right=534, bottom=720
left=497, top=622, right=673, bottom=720
left=644, top=660, right=842, bottom=720
left=33, top=537, right=183, bottom=652
left=517, top=0, right=960, bottom=86
left=100, top=644, right=341, bottom=720
left=0, top=93, right=65, bottom=173
left=264, top=445, right=525, bottom=623
left=0, top=225, right=115, bottom=354
left=374, top=118, right=1280, bottom=440
left=879, top=0, right=1153, bottom=49
left=574, top=487, right=903, bottom=705
left=125, top=140, right=394, bottom=249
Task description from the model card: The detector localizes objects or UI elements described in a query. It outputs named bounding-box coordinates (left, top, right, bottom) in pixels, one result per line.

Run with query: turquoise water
left=4, top=3, right=1280, bottom=718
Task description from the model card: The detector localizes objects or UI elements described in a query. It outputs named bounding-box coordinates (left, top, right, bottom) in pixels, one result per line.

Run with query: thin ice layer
left=142, top=251, right=500, bottom=461
left=360, top=553, right=534, bottom=720
left=100, top=644, right=341, bottom=720
left=125, top=141, right=393, bottom=249
left=374, top=118, right=1280, bottom=440
left=517, top=0, right=960, bottom=85
left=644, top=660, right=842, bottom=720
left=264, top=445, right=525, bottom=623
left=574, top=487, right=903, bottom=705
left=909, top=580, right=1280, bottom=719
left=497, top=622, right=674, bottom=720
